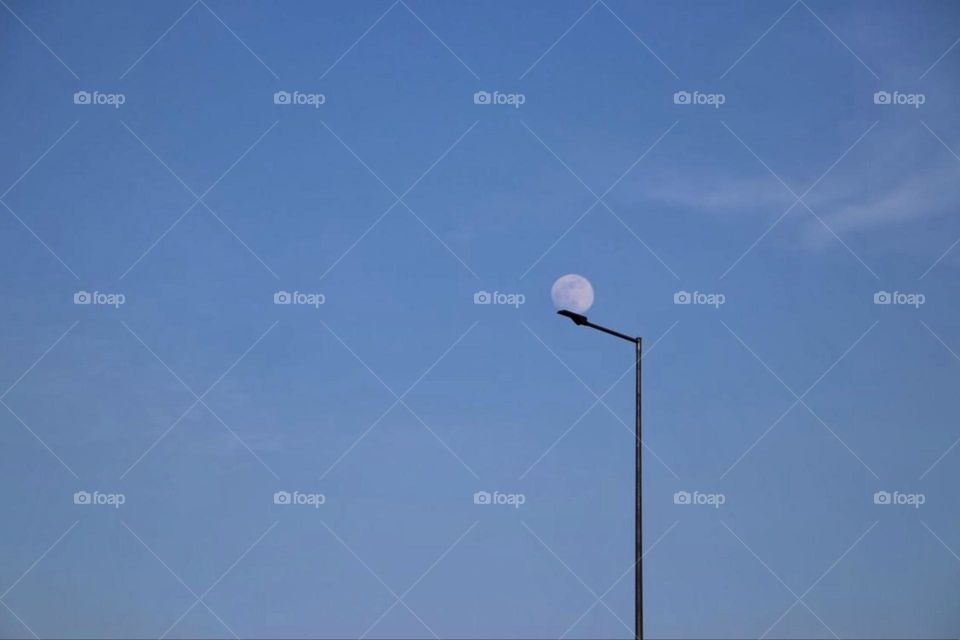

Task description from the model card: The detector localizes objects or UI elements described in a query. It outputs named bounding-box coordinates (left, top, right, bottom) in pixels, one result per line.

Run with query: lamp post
left=556, top=309, right=642, bottom=640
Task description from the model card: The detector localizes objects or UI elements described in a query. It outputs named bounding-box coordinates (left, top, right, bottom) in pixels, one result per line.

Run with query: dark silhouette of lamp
left=555, top=308, right=643, bottom=640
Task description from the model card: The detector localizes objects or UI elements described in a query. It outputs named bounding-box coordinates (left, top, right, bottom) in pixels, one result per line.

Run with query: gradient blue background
left=2, top=1, right=960, bottom=637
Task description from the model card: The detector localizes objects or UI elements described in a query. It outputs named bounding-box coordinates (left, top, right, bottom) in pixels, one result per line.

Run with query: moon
left=551, top=274, right=594, bottom=313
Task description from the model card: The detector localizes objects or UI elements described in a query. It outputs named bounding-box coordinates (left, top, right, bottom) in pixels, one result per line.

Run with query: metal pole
left=635, top=337, right=643, bottom=640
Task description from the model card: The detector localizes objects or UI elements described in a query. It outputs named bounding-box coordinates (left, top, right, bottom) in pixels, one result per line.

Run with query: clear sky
left=2, top=1, right=960, bottom=638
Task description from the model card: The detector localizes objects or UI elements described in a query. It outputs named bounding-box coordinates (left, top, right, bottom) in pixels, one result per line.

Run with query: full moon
left=551, top=274, right=594, bottom=313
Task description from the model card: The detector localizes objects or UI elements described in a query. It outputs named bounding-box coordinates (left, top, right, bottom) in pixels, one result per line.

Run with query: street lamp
left=556, top=309, right=643, bottom=640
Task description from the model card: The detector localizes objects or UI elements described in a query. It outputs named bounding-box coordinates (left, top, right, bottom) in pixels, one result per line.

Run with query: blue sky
left=2, top=1, right=960, bottom=638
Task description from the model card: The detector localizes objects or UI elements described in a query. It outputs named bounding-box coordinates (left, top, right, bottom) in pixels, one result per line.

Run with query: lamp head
left=557, top=309, right=589, bottom=326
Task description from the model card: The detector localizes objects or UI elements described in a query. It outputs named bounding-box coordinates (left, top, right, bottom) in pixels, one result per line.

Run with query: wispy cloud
left=801, top=164, right=960, bottom=246
left=622, top=129, right=960, bottom=250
